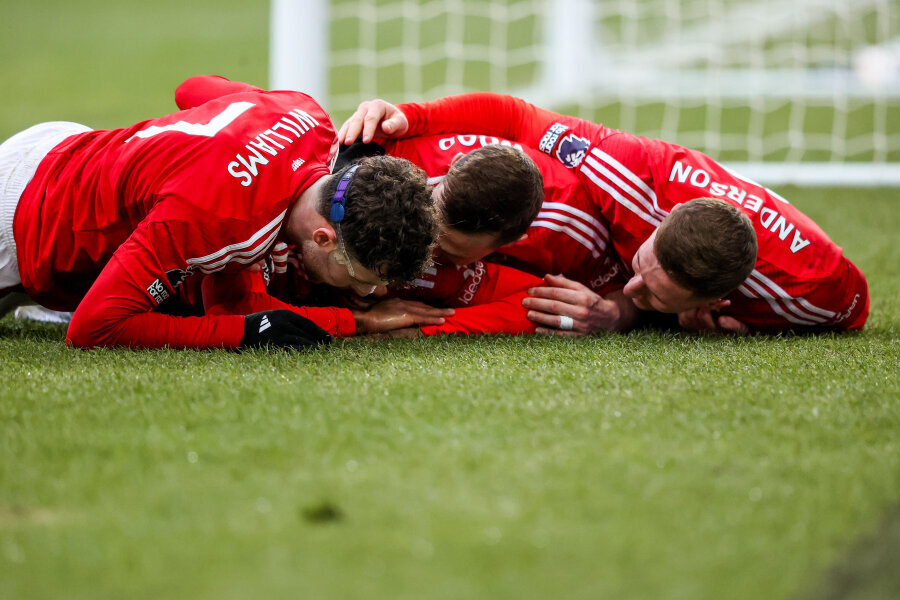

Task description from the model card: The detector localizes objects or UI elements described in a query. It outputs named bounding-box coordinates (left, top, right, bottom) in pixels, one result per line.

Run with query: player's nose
left=623, top=274, right=644, bottom=298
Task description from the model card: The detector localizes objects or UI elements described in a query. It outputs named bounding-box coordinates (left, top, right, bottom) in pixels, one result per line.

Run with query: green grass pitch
left=1, top=2, right=899, bottom=599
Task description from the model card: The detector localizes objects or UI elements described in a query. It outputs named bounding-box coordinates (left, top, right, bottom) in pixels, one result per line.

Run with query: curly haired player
left=0, top=76, right=446, bottom=349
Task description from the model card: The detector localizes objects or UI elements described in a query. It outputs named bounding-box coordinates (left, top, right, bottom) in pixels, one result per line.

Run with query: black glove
left=334, top=141, right=386, bottom=171
left=241, top=310, right=331, bottom=350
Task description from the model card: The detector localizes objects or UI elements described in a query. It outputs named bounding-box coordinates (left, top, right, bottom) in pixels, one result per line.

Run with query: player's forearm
left=398, top=93, right=554, bottom=143
left=202, top=273, right=356, bottom=337
left=420, top=292, right=537, bottom=336
left=67, top=308, right=246, bottom=350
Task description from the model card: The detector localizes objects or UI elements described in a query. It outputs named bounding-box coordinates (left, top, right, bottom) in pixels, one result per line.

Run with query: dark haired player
left=341, top=94, right=869, bottom=333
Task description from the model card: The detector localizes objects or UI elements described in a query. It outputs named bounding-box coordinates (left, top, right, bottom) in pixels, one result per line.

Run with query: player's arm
left=202, top=268, right=357, bottom=337
left=202, top=265, right=454, bottom=335
left=175, top=75, right=265, bottom=110
left=398, top=262, right=543, bottom=336
left=506, top=220, right=641, bottom=335
left=66, top=252, right=249, bottom=350
left=66, top=221, right=329, bottom=350
left=339, top=93, right=562, bottom=148
left=523, top=277, right=639, bottom=336
left=723, top=258, right=869, bottom=333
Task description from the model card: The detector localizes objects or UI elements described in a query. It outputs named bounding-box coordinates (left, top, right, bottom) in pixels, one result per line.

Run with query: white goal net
left=271, top=0, right=900, bottom=185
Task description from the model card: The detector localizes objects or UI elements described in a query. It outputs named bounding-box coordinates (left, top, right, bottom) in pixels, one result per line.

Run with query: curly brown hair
left=319, top=156, right=438, bottom=282
left=440, top=144, right=544, bottom=245
left=655, top=197, right=757, bottom=299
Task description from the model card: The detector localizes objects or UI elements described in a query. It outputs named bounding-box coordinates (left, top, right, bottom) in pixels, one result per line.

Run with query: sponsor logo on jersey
left=291, top=158, right=305, bottom=171
left=457, top=261, right=486, bottom=305
left=165, top=267, right=198, bottom=290
left=555, top=133, right=590, bottom=168
left=589, top=258, right=621, bottom=291
left=539, top=123, right=569, bottom=155
left=835, top=293, right=860, bottom=323
left=146, top=278, right=170, bottom=305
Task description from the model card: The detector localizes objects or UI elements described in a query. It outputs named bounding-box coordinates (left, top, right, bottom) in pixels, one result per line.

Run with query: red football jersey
left=14, top=76, right=339, bottom=348
left=398, top=93, right=869, bottom=331
left=380, top=135, right=627, bottom=298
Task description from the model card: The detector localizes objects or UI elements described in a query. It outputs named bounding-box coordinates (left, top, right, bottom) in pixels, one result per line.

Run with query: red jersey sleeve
left=398, top=93, right=560, bottom=146
left=175, top=75, right=265, bottom=110
left=201, top=269, right=357, bottom=337
left=399, top=261, right=542, bottom=335
left=66, top=234, right=246, bottom=349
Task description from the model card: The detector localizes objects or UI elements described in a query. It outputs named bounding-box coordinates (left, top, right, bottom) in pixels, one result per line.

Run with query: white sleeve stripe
left=749, top=269, right=836, bottom=319
left=579, top=162, right=662, bottom=227
left=746, top=273, right=830, bottom=323
left=192, top=232, right=279, bottom=274
left=535, top=211, right=607, bottom=250
left=741, top=278, right=819, bottom=325
left=190, top=228, right=280, bottom=273
left=531, top=220, right=601, bottom=258
left=741, top=274, right=826, bottom=325
left=796, top=297, right=838, bottom=318
left=589, top=148, right=658, bottom=204
left=540, top=202, right=610, bottom=238
left=583, top=155, right=659, bottom=219
left=413, top=278, right=435, bottom=289
left=187, top=209, right=287, bottom=266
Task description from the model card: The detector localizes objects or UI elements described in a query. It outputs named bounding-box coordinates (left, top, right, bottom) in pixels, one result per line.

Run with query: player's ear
left=312, top=227, right=337, bottom=249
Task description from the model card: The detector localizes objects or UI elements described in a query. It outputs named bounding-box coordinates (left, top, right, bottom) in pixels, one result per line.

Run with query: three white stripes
left=186, top=209, right=287, bottom=274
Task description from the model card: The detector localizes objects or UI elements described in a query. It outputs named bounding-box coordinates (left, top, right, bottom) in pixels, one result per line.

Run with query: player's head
left=432, top=144, right=543, bottom=265
left=623, top=197, right=757, bottom=313
left=312, top=156, right=437, bottom=295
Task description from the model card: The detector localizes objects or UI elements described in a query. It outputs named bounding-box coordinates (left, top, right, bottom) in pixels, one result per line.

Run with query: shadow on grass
left=798, top=498, right=900, bottom=600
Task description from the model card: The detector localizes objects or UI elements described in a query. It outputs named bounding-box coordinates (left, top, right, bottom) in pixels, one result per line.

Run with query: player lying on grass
left=335, top=134, right=640, bottom=335
left=200, top=140, right=560, bottom=337
left=0, top=75, right=449, bottom=350
left=340, top=94, right=870, bottom=334
left=203, top=135, right=659, bottom=338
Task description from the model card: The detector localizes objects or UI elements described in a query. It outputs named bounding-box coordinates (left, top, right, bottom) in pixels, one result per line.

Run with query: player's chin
left=627, top=297, right=650, bottom=311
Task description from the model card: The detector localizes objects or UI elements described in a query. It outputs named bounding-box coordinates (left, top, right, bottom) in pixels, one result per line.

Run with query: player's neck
left=282, top=175, right=329, bottom=245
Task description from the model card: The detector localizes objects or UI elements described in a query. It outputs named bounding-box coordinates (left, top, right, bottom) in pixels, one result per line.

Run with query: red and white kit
left=397, top=93, right=869, bottom=331
left=10, top=76, right=351, bottom=348
left=379, top=134, right=627, bottom=298
left=202, top=250, right=545, bottom=337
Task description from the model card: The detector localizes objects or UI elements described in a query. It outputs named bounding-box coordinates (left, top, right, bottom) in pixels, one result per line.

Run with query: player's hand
left=522, top=275, right=638, bottom=336
left=352, top=298, right=454, bottom=334
left=678, top=307, right=749, bottom=335
left=338, top=100, right=410, bottom=145
left=241, top=310, right=332, bottom=350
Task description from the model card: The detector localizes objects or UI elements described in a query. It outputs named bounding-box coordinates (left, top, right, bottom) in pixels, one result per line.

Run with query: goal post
left=270, top=0, right=900, bottom=186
